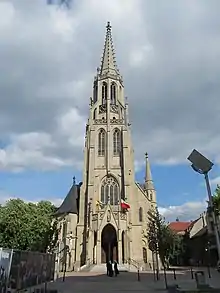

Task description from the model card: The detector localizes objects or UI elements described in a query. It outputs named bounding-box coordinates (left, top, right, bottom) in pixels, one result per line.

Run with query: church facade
left=55, top=22, right=157, bottom=271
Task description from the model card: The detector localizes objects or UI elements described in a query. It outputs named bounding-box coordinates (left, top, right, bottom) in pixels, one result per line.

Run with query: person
left=108, top=261, right=113, bottom=277
left=114, top=260, right=119, bottom=277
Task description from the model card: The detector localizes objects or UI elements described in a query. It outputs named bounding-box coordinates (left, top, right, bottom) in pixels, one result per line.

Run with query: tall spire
left=145, top=152, right=155, bottom=191
left=99, top=22, right=120, bottom=78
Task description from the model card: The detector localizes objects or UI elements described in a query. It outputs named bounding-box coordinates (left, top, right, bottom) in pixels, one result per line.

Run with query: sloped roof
left=169, top=221, right=192, bottom=233
left=55, top=184, right=79, bottom=216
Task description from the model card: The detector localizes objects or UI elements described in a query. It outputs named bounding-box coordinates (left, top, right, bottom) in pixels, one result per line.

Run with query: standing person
left=109, top=261, right=113, bottom=277
left=114, top=260, right=119, bottom=277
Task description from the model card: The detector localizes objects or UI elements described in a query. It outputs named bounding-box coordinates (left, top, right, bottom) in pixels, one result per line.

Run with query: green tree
left=213, top=184, right=220, bottom=215
left=0, top=199, right=58, bottom=252
left=147, top=208, right=176, bottom=268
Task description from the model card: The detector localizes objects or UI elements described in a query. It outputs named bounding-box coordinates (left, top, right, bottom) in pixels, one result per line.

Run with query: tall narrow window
left=98, top=129, right=106, bottom=156
left=111, top=83, right=116, bottom=104
left=101, top=185, right=105, bottom=203
left=139, top=207, right=143, bottom=222
left=93, top=83, right=98, bottom=103
left=93, top=108, right=97, bottom=120
left=100, top=176, right=119, bottom=205
left=113, top=128, right=121, bottom=156
left=102, top=82, right=107, bottom=105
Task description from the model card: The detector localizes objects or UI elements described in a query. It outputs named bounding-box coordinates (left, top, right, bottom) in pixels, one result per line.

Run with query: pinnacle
left=99, top=22, right=120, bottom=77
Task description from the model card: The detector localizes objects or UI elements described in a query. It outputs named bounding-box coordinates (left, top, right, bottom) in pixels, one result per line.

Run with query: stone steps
left=89, top=263, right=137, bottom=273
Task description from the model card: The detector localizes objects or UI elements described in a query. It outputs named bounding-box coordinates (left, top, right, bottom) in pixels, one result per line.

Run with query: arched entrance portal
left=101, top=224, right=118, bottom=263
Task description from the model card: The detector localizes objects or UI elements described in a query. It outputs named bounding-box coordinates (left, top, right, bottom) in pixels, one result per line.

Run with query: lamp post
left=187, top=149, right=220, bottom=261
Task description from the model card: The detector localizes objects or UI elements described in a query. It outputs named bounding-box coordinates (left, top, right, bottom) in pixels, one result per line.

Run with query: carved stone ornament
left=92, top=214, right=98, bottom=221
left=107, top=210, right=111, bottom=222
left=110, top=105, right=119, bottom=114
left=110, top=118, right=123, bottom=124
left=113, top=212, right=119, bottom=220
left=99, top=105, right=107, bottom=114
left=120, top=212, right=127, bottom=220
left=95, top=118, right=107, bottom=124
left=99, top=212, right=104, bottom=220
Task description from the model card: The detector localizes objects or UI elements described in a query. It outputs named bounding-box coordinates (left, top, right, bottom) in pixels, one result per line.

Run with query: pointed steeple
left=99, top=22, right=120, bottom=78
left=145, top=152, right=155, bottom=191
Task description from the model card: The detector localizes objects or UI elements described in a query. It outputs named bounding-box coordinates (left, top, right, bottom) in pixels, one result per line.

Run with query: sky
left=0, top=0, right=220, bottom=222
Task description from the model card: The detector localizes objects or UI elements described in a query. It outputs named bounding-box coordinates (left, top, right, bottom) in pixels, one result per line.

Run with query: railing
left=128, top=258, right=141, bottom=281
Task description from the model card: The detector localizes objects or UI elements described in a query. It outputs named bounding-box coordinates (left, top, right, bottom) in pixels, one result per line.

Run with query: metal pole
left=156, top=252, right=159, bottom=280
left=163, top=267, right=168, bottom=289
left=204, top=172, right=220, bottom=260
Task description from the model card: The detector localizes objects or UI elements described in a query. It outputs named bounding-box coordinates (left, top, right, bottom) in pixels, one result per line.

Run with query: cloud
left=0, top=1, right=220, bottom=171
left=159, top=199, right=207, bottom=222
left=0, top=191, right=63, bottom=208
left=210, top=176, right=220, bottom=186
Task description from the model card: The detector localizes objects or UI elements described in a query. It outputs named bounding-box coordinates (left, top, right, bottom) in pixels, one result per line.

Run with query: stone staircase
left=89, top=263, right=129, bottom=273
left=78, top=258, right=152, bottom=273
left=85, top=263, right=141, bottom=273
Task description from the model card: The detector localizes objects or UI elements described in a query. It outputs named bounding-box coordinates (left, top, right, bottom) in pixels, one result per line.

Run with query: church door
left=101, top=224, right=118, bottom=263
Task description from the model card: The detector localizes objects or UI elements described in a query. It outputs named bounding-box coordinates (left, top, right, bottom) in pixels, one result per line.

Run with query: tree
left=147, top=207, right=176, bottom=268
left=213, top=184, right=220, bottom=216
left=0, top=199, right=58, bottom=252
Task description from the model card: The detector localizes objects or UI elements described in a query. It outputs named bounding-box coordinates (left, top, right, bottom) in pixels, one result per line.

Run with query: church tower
left=73, top=22, right=157, bottom=269
left=56, top=22, right=157, bottom=272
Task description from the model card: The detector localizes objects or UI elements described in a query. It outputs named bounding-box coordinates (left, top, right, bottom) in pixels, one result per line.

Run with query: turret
left=144, top=152, right=156, bottom=202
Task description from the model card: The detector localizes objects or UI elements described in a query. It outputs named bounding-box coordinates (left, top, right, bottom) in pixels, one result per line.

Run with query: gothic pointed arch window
left=139, top=207, right=143, bottom=222
left=100, top=176, right=119, bottom=205
left=110, top=82, right=116, bottom=104
left=102, top=82, right=107, bottom=105
left=98, top=129, right=106, bottom=156
left=113, top=128, right=121, bottom=156
left=93, top=108, right=97, bottom=120
left=93, top=82, right=98, bottom=103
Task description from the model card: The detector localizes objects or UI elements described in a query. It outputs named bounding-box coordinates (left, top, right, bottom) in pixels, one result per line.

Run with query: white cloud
left=210, top=176, right=220, bottom=186
left=159, top=199, right=207, bottom=222
left=0, top=1, right=220, bottom=171
left=0, top=192, right=63, bottom=208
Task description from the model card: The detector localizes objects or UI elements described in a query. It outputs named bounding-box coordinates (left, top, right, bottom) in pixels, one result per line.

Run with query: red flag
left=121, top=199, right=130, bottom=209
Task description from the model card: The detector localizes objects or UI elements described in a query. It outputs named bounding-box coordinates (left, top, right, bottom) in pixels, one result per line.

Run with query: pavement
left=41, top=266, right=220, bottom=293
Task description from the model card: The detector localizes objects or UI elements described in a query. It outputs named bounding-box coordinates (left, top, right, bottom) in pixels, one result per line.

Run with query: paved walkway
left=43, top=267, right=220, bottom=293
left=47, top=271, right=164, bottom=293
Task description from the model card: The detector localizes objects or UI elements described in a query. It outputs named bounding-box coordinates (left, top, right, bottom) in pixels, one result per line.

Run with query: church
left=55, top=22, right=157, bottom=272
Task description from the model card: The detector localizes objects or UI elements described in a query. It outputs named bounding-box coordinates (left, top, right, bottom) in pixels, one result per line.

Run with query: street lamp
left=187, top=149, right=220, bottom=261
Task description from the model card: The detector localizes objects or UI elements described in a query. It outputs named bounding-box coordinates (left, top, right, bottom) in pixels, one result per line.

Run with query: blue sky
left=0, top=163, right=219, bottom=221
left=0, top=1, right=220, bottom=222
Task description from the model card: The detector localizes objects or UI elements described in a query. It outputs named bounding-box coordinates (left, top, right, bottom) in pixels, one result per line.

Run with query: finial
left=106, top=21, right=111, bottom=31
left=145, top=152, right=148, bottom=159
left=73, top=176, right=76, bottom=185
